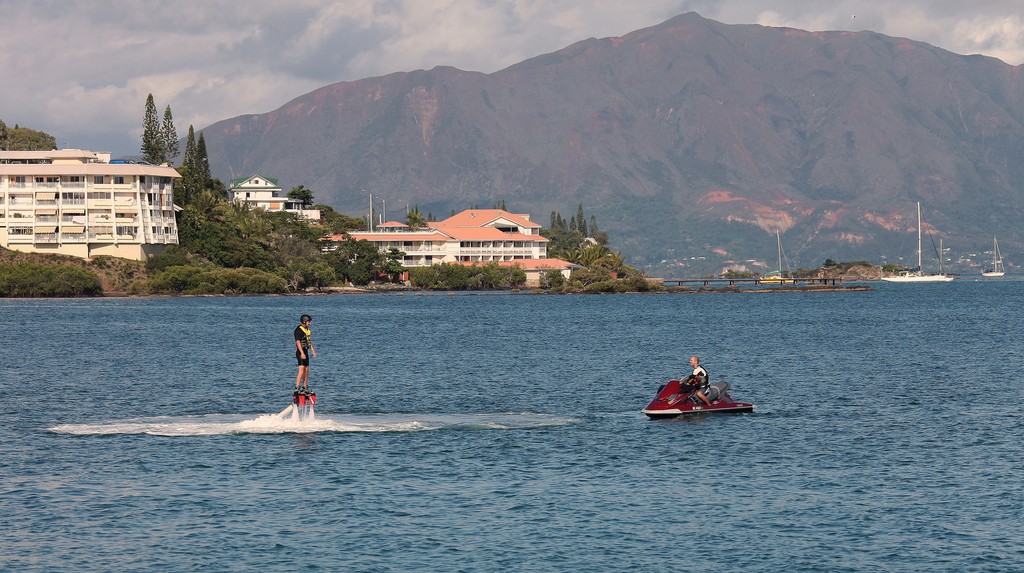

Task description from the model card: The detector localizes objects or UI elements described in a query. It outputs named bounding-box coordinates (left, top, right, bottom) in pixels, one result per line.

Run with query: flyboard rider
left=294, top=314, right=316, bottom=392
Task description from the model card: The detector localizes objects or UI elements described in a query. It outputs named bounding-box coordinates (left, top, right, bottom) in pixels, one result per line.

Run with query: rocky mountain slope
left=200, top=12, right=1024, bottom=273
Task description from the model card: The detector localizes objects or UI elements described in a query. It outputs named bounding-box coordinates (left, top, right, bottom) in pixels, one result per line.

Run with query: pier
left=659, top=277, right=845, bottom=287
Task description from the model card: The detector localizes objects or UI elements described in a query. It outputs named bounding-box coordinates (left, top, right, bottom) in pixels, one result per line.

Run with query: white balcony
left=60, top=232, right=88, bottom=243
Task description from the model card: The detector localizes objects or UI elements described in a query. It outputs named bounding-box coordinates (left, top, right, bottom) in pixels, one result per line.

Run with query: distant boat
left=882, top=202, right=954, bottom=283
left=982, top=237, right=1005, bottom=277
left=760, top=231, right=793, bottom=284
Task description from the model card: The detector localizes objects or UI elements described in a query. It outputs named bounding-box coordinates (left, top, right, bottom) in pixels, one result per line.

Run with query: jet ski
left=642, top=379, right=755, bottom=419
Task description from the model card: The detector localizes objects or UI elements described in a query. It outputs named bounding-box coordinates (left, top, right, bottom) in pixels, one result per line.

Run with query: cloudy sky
left=3, top=0, right=1023, bottom=156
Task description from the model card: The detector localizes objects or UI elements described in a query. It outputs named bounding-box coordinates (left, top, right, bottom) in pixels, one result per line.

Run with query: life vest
left=688, top=365, right=709, bottom=389
left=298, top=325, right=312, bottom=349
left=693, top=365, right=708, bottom=382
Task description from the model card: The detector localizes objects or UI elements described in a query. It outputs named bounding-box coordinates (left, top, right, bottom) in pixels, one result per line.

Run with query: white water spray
left=49, top=412, right=578, bottom=436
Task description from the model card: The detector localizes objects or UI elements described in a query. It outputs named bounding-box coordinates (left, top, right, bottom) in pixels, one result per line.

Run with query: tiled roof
left=433, top=209, right=540, bottom=229
left=336, top=231, right=453, bottom=242
left=456, top=258, right=576, bottom=270
left=229, top=173, right=280, bottom=188
left=334, top=228, right=547, bottom=243
left=438, top=227, right=547, bottom=242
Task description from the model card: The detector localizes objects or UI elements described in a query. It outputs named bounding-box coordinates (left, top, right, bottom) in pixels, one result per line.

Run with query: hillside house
left=228, top=174, right=320, bottom=222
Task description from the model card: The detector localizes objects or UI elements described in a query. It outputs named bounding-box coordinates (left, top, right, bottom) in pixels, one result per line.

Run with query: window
left=61, top=192, right=85, bottom=204
left=94, top=176, right=104, bottom=184
left=113, top=176, right=125, bottom=184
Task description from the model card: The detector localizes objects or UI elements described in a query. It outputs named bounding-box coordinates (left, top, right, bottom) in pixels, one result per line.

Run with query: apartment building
left=228, top=174, right=320, bottom=222
left=0, top=149, right=179, bottom=260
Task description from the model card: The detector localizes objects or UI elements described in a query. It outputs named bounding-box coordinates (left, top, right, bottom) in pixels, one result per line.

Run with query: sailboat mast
left=916, top=202, right=922, bottom=271
left=777, top=231, right=783, bottom=276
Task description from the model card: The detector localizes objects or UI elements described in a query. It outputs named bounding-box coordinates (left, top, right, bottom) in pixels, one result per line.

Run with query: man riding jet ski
left=641, top=356, right=755, bottom=419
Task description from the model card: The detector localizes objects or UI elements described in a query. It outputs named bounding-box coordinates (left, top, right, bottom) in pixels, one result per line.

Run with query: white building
left=329, top=208, right=577, bottom=286
left=0, top=149, right=179, bottom=260
left=228, top=174, right=320, bottom=222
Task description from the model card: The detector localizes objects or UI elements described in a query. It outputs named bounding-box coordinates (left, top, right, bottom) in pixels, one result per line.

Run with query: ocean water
left=2, top=282, right=1023, bottom=572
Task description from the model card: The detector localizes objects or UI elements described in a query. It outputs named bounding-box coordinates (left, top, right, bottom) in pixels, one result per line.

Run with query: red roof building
left=326, top=209, right=576, bottom=285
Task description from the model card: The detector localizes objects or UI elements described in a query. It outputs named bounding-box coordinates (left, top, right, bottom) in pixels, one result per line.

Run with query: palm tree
left=406, top=210, right=426, bottom=230
left=190, top=189, right=224, bottom=219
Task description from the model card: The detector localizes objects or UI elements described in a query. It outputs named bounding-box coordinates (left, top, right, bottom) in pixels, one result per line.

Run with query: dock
left=659, top=277, right=845, bottom=287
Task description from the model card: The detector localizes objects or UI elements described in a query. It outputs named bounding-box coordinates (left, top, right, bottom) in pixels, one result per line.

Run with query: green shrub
left=541, top=269, right=566, bottom=289
left=280, top=259, right=337, bottom=291
left=148, top=266, right=287, bottom=294
left=582, top=280, right=618, bottom=293
left=145, top=245, right=193, bottom=273
left=409, top=263, right=527, bottom=290
left=0, top=262, right=103, bottom=297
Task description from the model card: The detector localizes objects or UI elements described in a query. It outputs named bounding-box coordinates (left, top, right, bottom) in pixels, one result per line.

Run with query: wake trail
left=48, top=412, right=579, bottom=437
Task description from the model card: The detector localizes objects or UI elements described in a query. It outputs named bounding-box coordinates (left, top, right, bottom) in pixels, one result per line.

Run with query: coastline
left=39, top=282, right=872, bottom=300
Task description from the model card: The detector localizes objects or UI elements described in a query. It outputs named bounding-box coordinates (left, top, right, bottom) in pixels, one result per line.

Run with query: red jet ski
left=642, top=379, right=755, bottom=419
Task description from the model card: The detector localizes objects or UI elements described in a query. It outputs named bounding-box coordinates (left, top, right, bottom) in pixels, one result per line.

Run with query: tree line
left=0, top=119, right=57, bottom=151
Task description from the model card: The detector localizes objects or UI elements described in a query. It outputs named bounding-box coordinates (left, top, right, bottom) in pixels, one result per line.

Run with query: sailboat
left=882, top=202, right=954, bottom=283
left=982, top=237, right=1005, bottom=277
left=760, top=231, right=792, bottom=284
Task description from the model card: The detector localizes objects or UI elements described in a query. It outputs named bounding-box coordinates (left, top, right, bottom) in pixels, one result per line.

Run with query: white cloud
left=2, top=0, right=1022, bottom=155
left=953, top=15, right=1024, bottom=63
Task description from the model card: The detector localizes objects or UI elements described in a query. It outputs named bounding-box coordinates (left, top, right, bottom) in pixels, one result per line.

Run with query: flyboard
left=276, top=386, right=317, bottom=422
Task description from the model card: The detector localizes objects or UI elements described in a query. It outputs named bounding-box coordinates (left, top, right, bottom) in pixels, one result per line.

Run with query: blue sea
left=2, top=282, right=1023, bottom=572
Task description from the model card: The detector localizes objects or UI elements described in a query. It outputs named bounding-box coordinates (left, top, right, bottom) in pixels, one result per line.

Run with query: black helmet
left=300, top=314, right=312, bottom=323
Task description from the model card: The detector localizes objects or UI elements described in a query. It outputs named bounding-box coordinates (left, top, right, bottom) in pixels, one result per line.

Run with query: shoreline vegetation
left=0, top=198, right=882, bottom=298
left=1, top=246, right=875, bottom=298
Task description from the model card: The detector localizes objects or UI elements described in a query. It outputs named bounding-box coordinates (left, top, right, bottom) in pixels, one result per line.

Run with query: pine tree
left=161, top=105, right=179, bottom=164
left=176, top=126, right=199, bottom=206
left=141, top=94, right=163, bottom=163
left=196, top=131, right=211, bottom=188
left=576, top=203, right=588, bottom=237
left=182, top=125, right=197, bottom=170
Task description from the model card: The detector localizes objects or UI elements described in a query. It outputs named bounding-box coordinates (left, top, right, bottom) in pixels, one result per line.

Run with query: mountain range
left=200, top=12, right=1024, bottom=275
